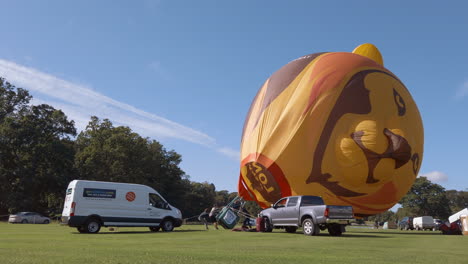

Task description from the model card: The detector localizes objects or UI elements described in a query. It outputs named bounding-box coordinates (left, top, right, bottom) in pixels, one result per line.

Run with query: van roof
left=68, top=180, right=154, bottom=190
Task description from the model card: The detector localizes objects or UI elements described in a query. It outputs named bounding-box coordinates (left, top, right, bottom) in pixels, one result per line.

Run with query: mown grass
left=0, top=222, right=466, bottom=264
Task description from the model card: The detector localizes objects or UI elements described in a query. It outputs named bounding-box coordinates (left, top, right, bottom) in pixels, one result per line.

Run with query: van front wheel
left=161, top=220, right=174, bottom=232
left=85, top=218, right=101, bottom=234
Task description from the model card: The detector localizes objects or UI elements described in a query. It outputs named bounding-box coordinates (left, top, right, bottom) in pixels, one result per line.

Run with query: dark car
left=399, top=216, right=414, bottom=230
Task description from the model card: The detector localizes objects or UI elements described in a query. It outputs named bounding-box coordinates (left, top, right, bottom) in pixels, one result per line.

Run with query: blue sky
left=0, top=0, right=467, bottom=193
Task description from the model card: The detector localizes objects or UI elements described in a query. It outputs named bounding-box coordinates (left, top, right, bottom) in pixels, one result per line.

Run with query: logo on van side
left=83, top=188, right=116, bottom=199
left=126, top=191, right=136, bottom=202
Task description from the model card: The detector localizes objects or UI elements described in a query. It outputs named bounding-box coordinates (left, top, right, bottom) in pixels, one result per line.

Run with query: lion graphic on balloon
left=238, top=43, right=423, bottom=217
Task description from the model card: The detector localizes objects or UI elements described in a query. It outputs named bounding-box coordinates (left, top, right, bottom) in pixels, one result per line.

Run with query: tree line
left=0, top=77, right=261, bottom=219
left=1, top=76, right=465, bottom=221
left=367, top=177, right=467, bottom=223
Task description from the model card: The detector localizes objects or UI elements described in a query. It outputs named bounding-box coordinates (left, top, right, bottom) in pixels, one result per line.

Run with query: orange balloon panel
left=238, top=46, right=424, bottom=217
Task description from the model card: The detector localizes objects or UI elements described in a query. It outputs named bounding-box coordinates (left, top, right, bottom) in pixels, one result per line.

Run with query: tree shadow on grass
left=73, top=229, right=207, bottom=235
left=350, top=230, right=443, bottom=236
left=258, top=231, right=387, bottom=238
left=337, top=233, right=388, bottom=238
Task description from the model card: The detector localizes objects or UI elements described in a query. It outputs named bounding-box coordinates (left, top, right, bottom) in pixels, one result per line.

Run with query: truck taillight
left=324, top=207, right=329, bottom=218
left=70, top=202, right=76, bottom=217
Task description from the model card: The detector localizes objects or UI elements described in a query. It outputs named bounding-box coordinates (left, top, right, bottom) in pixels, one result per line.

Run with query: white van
left=61, top=180, right=183, bottom=233
left=413, top=216, right=435, bottom=231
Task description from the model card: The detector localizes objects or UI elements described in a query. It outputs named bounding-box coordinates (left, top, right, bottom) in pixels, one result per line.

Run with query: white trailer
left=449, top=208, right=468, bottom=223
left=61, top=180, right=183, bottom=233
left=413, top=216, right=435, bottom=230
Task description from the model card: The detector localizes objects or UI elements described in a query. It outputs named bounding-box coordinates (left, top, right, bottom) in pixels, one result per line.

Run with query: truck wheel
left=149, top=226, right=160, bottom=232
left=285, top=226, right=297, bottom=233
left=77, top=226, right=87, bottom=233
left=302, top=218, right=316, bottom=236
left=85, top=218, right=101, bottom=234
left=328, top=224, right=342, bottom=236
left=161, top=219, right=174, bottom=232
left=21, top=219, right=28, bottom=224
left=263, top=217, right=273, bottom=232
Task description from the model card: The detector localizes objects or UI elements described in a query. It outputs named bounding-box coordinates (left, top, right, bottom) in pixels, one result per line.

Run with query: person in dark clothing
left=242, top=216, right=252, bottom=229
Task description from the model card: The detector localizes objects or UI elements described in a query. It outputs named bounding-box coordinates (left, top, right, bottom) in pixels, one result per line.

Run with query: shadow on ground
left=73, top=229, right=207, bottom=235
left=350, top=230, right=443, bottom=236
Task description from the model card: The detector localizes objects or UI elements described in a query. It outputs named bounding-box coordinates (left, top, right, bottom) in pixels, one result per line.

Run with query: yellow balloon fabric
left=238, top=45, right=423, bottom=217
left=352, top=43, right=384, bottom=66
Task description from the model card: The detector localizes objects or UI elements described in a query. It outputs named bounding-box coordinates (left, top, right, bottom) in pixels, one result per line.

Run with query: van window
left=66, top=188, right=73, bottom=195
left=149, top=193, right=170, bottom=210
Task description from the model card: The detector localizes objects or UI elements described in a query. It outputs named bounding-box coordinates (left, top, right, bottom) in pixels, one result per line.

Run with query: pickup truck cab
left=259, top=195, right=354, bottom=236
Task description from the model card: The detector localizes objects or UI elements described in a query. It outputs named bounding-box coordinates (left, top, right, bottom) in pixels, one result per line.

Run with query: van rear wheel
left=161, top=220, right=174, bottom=232
left=85, top=218, right=101, bottom=234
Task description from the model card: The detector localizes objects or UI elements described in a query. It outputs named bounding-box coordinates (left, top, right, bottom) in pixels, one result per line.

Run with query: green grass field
left=0, top=222, right=466, bottom=264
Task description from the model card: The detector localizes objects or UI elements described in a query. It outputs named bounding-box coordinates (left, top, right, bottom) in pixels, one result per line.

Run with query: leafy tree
left=368, top=210, right=396, bottom=223
left=74, top=116, right=190, bottom=213
left=398, top=176, right=451, bottom=219
left=243, top=200, right=262, bottom=218
left=0, top=77, right=76, bottom=214
left=395, top=207, right=417, bottom=221
left=180, top=181, right=217, bottom=219
left=445, top=190, right=468, bottom=214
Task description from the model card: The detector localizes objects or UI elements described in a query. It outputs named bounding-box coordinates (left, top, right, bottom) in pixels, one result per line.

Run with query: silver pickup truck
left=259, top=195, right=354, bottom=236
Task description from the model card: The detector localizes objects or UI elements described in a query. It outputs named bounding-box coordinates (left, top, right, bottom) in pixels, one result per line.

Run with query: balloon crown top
left=352, top=43, right=384, bottom=66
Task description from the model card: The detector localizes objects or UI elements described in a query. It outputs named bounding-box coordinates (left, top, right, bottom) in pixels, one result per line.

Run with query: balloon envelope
left=238, top=45, right=423, bottom=217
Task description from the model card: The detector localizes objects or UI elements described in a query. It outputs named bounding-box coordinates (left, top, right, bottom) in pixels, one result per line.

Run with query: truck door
left=283, top=197, right=299, bottom=225
left=270, top=198, right=288, bottom=225
left=148, top=193, right=170, bottom=222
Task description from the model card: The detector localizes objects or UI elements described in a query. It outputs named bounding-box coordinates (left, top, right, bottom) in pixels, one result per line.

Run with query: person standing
left=198, top=208, right=210, bottom=230
left=209, top=204, right=220, bottom=230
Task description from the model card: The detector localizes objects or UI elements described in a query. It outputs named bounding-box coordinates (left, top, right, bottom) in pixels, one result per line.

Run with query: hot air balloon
left=238, top=44, right=423, bottom=217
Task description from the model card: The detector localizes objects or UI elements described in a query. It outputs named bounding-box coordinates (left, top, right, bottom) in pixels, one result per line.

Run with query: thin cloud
left=419, top=171, right=449, bottom=183
left=216, top=147, right=240, bottom=160
left=455, top=81, right=468, bottom=100
left=0, top=59, right=239, bottom=160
